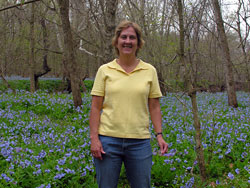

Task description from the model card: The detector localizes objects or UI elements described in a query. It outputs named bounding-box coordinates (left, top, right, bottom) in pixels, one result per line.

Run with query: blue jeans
left=94, top=135, right=152, bottom=188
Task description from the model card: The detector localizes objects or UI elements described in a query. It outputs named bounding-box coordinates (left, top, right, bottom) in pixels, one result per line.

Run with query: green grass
left=0, top=79, right=94, bottom=93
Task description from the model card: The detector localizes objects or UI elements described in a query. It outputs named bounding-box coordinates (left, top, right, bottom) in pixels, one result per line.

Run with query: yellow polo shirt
left=91, top=59, right=162, bottom=139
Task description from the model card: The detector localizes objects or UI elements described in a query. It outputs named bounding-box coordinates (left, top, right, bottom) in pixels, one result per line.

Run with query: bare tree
left=100, top=0, right=118, bottom=64
left=0, top=5, right=15, bottom=93
left=211, top=0, right=238, bottom=107
left=0, top=68, right=16, bottom=94
left=28, top=1, right=52, bottom=91
left=0, top=0, right=247, bottom=96
left=29, top=2, right=36, bottom=93
left=35, top=17, right=52, bottom=84
left=57, top=0, right=82, bottom=107
left=176, top=0, right=207, bottom=182
left=0, top=0, right=41, bottom=12
left=236, top=0, right=250, bottom=90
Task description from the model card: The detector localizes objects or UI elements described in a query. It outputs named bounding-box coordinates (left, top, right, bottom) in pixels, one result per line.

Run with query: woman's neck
left=117, top=55, right=137, bottom=67
left=117, top=55, right=139, bottom=73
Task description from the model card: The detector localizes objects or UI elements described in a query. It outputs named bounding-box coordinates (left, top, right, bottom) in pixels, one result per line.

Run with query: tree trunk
left=176, top=0, right=187, bottom=89
left=212, top=0, right=238, bottom=108
left=34, top=17, right=51, bottom=90
left=29, top=2, right=36, bottom=93
left=177, top=0, right=207, bottom=182
left=81, top=74, right=88, bottom=92
left=189, top=91, right=207, bottom=182
left=57, top=0, right=82, bottom=107
left=101, top=0, right=118, bottom=63
left=236, top=2, right=250, bottom=91
left=0, top=70, right=16, bottom=94
left=158, top=71, right=167, bottom=96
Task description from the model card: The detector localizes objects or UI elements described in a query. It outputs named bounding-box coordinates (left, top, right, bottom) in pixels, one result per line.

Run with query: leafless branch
left=0, top=0, right=41, bottom=12
left=79, top=40, right=103, bottom=59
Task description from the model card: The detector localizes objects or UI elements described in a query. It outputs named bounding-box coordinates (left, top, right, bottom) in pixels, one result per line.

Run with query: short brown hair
left=112, top=20, right=145, bottom=56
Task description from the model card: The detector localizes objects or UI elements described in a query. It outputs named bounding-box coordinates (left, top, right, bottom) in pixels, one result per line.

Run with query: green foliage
left=83, top=80, right=94, bottom=92
left=0, top=80, right=30, bottom=91
left=196, top=79, right=212, bottom=88
left=165, top=79, right=185, bottom=92
left=151, top=155, right=176, bottom=187
left=0, top=79, right=94, bottom=93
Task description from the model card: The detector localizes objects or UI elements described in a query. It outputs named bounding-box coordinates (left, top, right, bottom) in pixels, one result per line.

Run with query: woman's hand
left=89, top=96, right=105, bottom=160
left=156, top=135, right=168, bottom=155
left=90, top=137, right=106, bottom=160
left=148, top=98, right=168, bottom=155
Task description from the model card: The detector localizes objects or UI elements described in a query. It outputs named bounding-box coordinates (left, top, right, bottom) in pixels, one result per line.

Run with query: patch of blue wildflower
left=0, top=90, right=250, bottom=187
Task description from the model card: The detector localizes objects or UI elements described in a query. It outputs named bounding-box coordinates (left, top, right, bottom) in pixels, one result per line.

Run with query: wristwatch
left=155, top=132, right=163, bottom=137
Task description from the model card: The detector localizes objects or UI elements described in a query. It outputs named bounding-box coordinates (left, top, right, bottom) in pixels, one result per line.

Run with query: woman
left=89, top=20, right=168, bottom=188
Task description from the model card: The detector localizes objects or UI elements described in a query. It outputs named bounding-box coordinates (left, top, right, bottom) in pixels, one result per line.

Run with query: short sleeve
left=91, top=66, right=105, bottom=96
left=149, top=68, right=162, bottom=98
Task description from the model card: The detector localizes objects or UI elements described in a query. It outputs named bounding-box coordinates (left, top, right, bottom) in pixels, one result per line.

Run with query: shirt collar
left=108, top=59, right=148, bottom=73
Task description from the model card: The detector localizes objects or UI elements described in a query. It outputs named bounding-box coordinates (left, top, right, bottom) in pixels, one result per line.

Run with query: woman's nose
left=125, top=37, right=131, bottom=43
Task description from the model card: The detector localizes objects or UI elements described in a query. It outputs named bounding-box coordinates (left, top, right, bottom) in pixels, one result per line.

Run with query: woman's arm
left=89, top=96, right=105, bottom=160
left=148, top=98, right=168, bottom=155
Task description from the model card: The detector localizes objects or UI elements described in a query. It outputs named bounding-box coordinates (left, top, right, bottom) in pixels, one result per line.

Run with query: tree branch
left=79, top=40, right=103, bottom=59
left=0, top=0, right=41, bottom=12
left=36, top=47, right=63, bottom=55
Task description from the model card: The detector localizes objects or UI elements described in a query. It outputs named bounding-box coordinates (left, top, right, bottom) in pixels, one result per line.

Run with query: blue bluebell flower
left=228, top=172, right=234, bottom=180
left=235, top=168, right=240, bottom=174
left=33, top=169, right=42, bottom=175
left=65, top=168, right=75, bottom=174
left=170, top=167, right=176, bottom=171
left=58, top=158, right=66, bottom=165
left=54, top=173, right=66, bottom=180
left=1, top=173, right=13, bottom=182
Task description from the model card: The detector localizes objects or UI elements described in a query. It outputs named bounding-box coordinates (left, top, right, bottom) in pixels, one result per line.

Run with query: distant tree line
left=0, top=0, right=249, bottom=102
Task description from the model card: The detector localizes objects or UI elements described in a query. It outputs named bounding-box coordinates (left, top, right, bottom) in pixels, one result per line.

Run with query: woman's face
left=116, top=26, right=138, bottom=57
